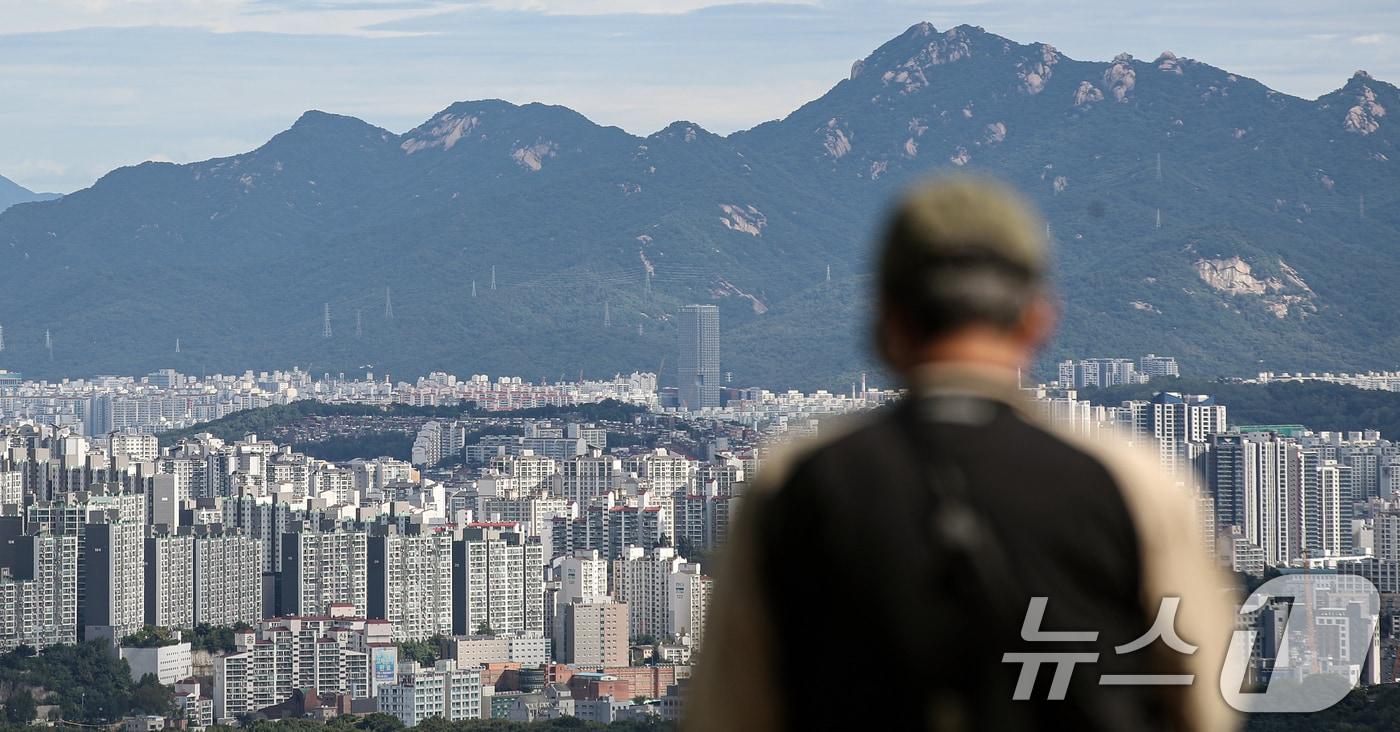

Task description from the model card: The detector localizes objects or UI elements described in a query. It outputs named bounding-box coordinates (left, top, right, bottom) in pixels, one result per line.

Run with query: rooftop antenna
left=384, top=287, right=394, bottom=320
left=490, top=266, right=496, bottom=291
left=355, top=310, right=363, bottom=338
left=322, top=303, right=333, bottom=339
left=604, top=302, right=611, bottom=328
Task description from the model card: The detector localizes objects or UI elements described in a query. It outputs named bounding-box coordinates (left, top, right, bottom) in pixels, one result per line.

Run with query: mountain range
left=0, top=22, right=1397, bottom=390
left=0, top=175, right=58, bottom=214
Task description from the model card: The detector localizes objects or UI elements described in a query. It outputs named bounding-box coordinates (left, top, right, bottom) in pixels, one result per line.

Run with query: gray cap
left=881, top=175, right=1047, bottom=280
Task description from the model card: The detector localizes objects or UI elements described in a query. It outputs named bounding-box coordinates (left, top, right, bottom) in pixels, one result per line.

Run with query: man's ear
left=874, top=300, right=908, bottom=372
left=1017, top=293, right=1057, bottom=352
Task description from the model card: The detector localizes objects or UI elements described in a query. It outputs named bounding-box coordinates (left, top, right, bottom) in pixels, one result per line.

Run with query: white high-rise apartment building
left=145, top=530, right=195, bottom=629
left=1130, top=392, right=1227, bottom=477
left=561, top=451, right=622, bottom=504
left=454, top=527, right=544, bottom=636
left=0, top=470, right=22, bottom=505
left=1140, top=354, right=1180, bottom=379
left=83, top=516, right=146, bottom=639
left=0, top=531, right=78, bottom=650
left=110, top=431, right=159, bottom=463
left=377, top=660, right=482, bottom=726
left=281, top=523, right=368, bottom=617
left=193, top=526, right=262, bottom=626
left=368, top=528, right=453, bottom=641
left=612, top=546, right=709, bottom=643
left=1209, top=433, right=1297, bottom=566
left=487, top=451, right=558, bottom=498
left=556, top=550, right=609, bottom=603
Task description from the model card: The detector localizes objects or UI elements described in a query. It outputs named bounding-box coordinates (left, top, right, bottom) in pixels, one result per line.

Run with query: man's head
left=876, top=176, right=1055, bottom=379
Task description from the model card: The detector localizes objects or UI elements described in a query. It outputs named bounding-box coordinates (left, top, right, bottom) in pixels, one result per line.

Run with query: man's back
left=688, top=367, right=1236, bottom=731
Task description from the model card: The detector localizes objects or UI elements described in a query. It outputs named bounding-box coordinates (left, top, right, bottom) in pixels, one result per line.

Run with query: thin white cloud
left=0, top=0, right=450, bottom=36
left=473, top=0, right=814, bottom=14
left=1351, top=33, right=1384, bottom=45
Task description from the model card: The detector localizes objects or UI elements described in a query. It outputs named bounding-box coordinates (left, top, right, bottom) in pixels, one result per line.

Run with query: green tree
left=4, top=688, right=36, bottom=724
left=130, top=673, right=174, bottom=717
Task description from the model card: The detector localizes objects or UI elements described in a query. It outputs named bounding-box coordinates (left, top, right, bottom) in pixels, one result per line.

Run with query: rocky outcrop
left=1344, top=83, right=1386, bottom=135
left=821, top=119, right=852, bottom=158
left=511, top=141, right=557, bottom=171
left=719, top=204, right=766, bottom=236
left=1194, top=256, right=1318, bottom=318
left=402, top=113, right=480, bottom=154
left=983, top=122, right=1007, bottom=145
left=1017, top=44, right=1059, bottom=95
left=712, top=278, right=769, bottom=314
left=1074, top=81, right=1105, bottom=106
left=1103, top=53, right=1136, bottom=102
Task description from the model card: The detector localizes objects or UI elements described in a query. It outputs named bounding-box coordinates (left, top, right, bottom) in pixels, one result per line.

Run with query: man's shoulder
left=749, top=406, right=905, bottom=494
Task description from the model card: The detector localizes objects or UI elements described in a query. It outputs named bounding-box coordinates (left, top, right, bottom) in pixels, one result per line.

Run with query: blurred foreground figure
left=688, top=177, right=1236, bottom=731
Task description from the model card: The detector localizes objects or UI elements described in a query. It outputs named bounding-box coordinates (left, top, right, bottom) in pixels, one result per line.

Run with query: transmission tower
left=175, top=338, right=181, bottom=354
left=384, top=287, right=394, bottom=320
left=355, top=310, right=363, bottom=338
left=0, top=324, right=5, bottom=353
left=826, top=264, right=831, bottom=283
left=471, top=281, right=477, bottom=298
left=604, top=302, right=611, bottom=328
left=491, top=266, right=497, bottom=291
left=44, top=330, right=52, bottom=360
left=1360, top=193, right=1366, bottom=219
left=322, top=303, right=333, bottom=339
left=1156, top=152, right=1162, bottom=181
left=1155, top=208, right=1162, bottom=229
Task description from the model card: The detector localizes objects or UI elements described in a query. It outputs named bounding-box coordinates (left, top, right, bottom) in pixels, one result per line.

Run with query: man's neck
left=906, top=328, right=1030, bottom=377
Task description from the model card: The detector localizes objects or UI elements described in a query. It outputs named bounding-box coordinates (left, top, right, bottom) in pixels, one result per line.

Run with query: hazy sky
left=2, top=0, right=1396, bottom=193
